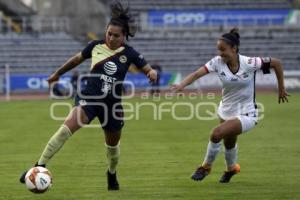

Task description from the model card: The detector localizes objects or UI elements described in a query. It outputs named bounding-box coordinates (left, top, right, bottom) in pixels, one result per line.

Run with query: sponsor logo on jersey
left=104, top=61, right=117, bottom=75
left=248, top=58, right=253, bottom=64
left=119, top=55, right=127, bottom=63
left=231, top=78, right=238, bottom=81
left=101, top=82, right=112, bottom=94
left=138, top=54, right=144, bottom=59
left=100, top=74, right=117, bottom=83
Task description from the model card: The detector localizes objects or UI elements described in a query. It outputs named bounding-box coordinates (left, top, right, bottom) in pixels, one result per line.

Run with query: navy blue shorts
left=74, top=95, right=124, bottom=132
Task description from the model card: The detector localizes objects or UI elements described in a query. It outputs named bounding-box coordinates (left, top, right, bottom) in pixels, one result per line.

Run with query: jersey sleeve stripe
left=204, top=66, right=209, bottom=73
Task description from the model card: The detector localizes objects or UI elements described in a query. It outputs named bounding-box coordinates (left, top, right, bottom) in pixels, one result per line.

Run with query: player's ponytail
left=220, top=27, right=240, bottom=52
left=109, top=1, right=136, bottom=40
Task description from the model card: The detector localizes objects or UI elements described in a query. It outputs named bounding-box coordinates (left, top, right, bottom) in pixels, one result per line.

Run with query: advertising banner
left=7, top=73, right=175, bottom=91
left=148, top=9, right=290, bottom=27
left=5, top=71, right=300, bottom=92
left=9, top=74, right=71, bottom=91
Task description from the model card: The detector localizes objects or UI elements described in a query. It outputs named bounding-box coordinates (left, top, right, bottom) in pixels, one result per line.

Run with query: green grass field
left=1, top=93, right=300, bottom=200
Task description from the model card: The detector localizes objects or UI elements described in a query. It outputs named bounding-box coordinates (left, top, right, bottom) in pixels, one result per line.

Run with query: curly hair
left=109, top=1, right=136, bottom=40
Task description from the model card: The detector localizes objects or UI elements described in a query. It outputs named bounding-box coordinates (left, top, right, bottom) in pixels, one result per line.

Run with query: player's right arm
left=170, top=66, right=209, bottom=92
left=269, top=58, right=290, bottom=104
left=47, top=52, right=85, bottom=85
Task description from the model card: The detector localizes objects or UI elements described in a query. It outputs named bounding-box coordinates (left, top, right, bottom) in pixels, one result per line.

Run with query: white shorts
left=236, top=113, right=258, bottom=133
left=218, top=109, right=258, bottom=133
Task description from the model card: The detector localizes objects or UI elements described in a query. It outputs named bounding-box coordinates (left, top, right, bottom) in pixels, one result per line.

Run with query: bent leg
left=37, top=106, right=89, bottom=165
left=210, top=118, right=242, bottom=143
left=223, top=135, right=238, bottom=171
left=201, top=118, right=242, bottom=168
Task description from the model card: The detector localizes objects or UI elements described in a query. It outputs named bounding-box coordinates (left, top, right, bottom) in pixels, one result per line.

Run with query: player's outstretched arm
left=47, top=52, right=85, bottom=85
left=270, top=58, right=290, bottom=103
left=170, top=66, right=208, bottom=92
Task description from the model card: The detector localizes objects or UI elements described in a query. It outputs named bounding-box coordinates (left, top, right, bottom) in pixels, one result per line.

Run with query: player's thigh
left=217, top=117, right=239, bottom=148
left=64, top=106, right=89, bottom=133
left=212, top=118, right=242, bottom=140
left=236, top=115, right=257, bottom=133
left=99, top=104, right=123, bottom=146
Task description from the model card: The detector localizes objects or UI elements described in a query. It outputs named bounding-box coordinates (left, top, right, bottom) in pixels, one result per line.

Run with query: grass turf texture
left=0, top=93, right=299, bottom=200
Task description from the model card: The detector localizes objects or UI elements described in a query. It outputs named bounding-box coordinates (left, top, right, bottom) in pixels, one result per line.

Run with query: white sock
left=225, top=144, right=238, bottom=169
left=37, top=125, right=72, bottom=165
left=202, top=141, right=222, bottom=166
left=106, top=142, right=120, bottom=174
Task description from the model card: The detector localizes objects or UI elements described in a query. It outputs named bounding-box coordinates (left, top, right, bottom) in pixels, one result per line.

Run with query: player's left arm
left=141, top=64, right=157, bottom=83
left=269, top=58, right=290, bottom=103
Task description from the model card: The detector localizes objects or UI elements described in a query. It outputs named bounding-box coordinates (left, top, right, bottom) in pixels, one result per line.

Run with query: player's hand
left=47, top=73, right=60, bottom=86
left=278, top=88, right=290, bottom=104
left=147, top=69, right=157, bottom=83
left=170, top=83, right=184, bottom=93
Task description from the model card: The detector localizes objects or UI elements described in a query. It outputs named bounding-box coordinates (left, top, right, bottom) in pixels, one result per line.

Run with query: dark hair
left=220, top=28, right=240, bottom=52
left=109, top=1, right=136, bottom=40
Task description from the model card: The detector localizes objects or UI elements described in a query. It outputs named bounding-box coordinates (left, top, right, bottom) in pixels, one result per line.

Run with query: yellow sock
left=106, top=142, right=120, bottom=174
left=37, top=125, right=72, bottom=165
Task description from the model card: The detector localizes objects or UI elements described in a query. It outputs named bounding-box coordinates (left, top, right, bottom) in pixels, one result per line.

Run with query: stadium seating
left=0, top=32, right=89, bottom=71
left=0, top=0, right=299, bottom=73
left=126, top=0, right=299, bottom=72
left=129, top=28, right=300, bottom=72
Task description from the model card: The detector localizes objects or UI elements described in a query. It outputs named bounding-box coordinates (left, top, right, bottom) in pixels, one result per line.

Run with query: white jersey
left=205, top=54, right=262, bottom=119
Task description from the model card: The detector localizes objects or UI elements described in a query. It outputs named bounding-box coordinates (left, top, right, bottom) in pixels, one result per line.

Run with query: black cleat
left=19, top=163, right=46, bottom=184
left=219, top=164, right=240, bottom=183
left=191, top=166, right=211, bottom=181
left=107, top=170, right=119, bottom=190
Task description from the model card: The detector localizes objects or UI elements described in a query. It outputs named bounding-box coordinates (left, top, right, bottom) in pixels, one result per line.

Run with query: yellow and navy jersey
left=81, top=40, right=147, bottom=100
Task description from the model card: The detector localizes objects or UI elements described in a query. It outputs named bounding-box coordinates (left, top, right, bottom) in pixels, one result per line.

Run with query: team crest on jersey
left=248, top=58, right=253, bottom=64
left=104, top=61, right=117, bottom=75
left=79, top=100, right=87, bottom=106
left=119, top=55, right=127, bottom=63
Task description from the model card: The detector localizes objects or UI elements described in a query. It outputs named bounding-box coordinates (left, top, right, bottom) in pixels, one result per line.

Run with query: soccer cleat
left=191, top=166, right=211, bottom=181
left=219, top=163, right=240, bottom=183
left=19, top=163, right=46, bottom=184
left=107, top=170, right=119, bottom=190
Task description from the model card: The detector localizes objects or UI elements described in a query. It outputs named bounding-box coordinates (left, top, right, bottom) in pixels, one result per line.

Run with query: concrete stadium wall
left=34, top=0, right=108, bottom=39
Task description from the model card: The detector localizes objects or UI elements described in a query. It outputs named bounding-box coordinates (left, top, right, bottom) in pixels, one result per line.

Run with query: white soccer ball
left=25, top=166, right=52, bottom=193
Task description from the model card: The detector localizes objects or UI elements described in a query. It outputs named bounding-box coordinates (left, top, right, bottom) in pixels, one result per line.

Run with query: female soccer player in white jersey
left=171, top=28, right=289, bottom=183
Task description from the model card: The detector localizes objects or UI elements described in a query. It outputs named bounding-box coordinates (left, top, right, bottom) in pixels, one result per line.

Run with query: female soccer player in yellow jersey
left=171, top=28, right=289, bottom=183
left=20, top=2, right=157, bottom=190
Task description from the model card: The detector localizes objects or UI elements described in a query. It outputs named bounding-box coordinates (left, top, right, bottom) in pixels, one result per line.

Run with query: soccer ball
left=25, top=166, right=52, bottom=193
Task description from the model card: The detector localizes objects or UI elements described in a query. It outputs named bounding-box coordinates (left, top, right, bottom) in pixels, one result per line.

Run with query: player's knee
left=211, top=127, right=223, bottom=142
left=63, top=119, right=81, bottom=133
left=223, top=136, right=237, bottom=149
left=224, top=141, right=236, bottom=149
